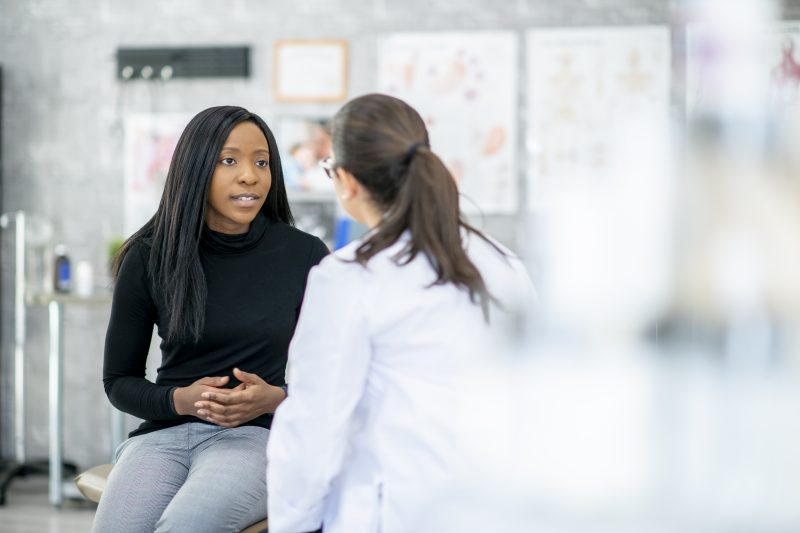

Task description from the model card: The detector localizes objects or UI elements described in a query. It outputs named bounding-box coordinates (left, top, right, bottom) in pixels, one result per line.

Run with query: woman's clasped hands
left=173, top=368, right=287, bottom=428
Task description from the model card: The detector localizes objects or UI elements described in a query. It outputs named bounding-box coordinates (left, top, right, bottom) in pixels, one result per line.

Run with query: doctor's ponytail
left=332, top=94, right=503, bottom=309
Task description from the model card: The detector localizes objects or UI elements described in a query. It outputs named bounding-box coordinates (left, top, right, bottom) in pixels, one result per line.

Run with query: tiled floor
left=0, top=475, right=96, bottom=533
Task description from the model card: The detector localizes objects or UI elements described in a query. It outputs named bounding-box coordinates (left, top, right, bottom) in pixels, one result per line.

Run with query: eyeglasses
left=319, top=157, right=337, bottom=180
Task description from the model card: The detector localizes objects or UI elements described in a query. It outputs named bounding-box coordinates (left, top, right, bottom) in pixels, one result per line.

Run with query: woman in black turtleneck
left=92, top=106, right=328, bottom=533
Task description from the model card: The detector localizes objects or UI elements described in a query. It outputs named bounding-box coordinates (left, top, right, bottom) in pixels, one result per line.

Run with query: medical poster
left=123, top=114, right=188, bottom=236
left=769, top=23, right=800, bottom=106
left=687, top=21, right=800, bottom=113
left=526, top=26, right=671, bottom=209
left=378, top=32, right=518, bottom=214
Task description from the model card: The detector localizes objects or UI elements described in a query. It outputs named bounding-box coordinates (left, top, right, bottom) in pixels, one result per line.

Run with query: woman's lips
left=231, top=193, right=260, bottom=207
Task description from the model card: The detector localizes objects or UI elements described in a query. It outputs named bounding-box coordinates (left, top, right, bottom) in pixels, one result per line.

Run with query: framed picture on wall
left=273, top=39, right=348, bottom=102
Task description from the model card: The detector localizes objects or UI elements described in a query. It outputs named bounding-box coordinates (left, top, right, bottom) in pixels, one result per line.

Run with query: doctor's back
left=266, top=94, right=534, bottom=533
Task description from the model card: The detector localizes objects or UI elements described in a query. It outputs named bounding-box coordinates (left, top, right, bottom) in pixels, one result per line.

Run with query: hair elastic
left=402, top=141, right=428, bottom=165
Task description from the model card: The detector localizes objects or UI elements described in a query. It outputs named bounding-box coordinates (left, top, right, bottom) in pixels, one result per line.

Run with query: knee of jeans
left=153, top=507, right=190, bottom=533
left=154, top=506, right=239, bottom=533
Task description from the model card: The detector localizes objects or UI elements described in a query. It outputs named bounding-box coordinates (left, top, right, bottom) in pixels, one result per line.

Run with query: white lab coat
left=266, top=231, right=534, bottom=533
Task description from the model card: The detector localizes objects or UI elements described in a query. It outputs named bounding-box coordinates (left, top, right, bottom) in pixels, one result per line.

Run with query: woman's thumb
left=233, top=367, right=258, bottom=383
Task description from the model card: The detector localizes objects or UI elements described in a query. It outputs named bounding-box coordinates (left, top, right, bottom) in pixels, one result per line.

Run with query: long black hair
left=113, top=105, right=293, bottom=343
left=331, top=93, right=503, bottom=312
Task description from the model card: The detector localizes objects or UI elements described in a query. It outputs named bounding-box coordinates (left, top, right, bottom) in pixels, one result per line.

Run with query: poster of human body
left=378, top=32, right=518, bottom=214
left=123, top=114, right=188, bottom=236
left=771, top=23, right=800, bottom=106
left=526, top=27, right=671, bottom=209
left=687, top=21, right=800, bottom=114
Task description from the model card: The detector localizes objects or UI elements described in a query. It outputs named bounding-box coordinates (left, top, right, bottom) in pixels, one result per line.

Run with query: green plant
left=107, top=236, right=125, bottom=266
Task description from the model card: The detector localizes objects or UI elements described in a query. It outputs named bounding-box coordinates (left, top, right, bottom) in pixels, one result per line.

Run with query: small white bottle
left=75, top=261, right=93, bottom=297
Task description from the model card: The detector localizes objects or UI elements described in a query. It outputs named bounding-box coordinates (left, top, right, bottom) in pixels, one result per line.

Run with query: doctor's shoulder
left=464, top=231, right=537, bottom=312
left=306, top=237, right=394, bottom=289
left=311, top=239, right=363, bottom=275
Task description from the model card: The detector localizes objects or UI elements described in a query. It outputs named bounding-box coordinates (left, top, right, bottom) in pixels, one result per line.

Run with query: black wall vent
left=116, top=46, right=250, bottom=80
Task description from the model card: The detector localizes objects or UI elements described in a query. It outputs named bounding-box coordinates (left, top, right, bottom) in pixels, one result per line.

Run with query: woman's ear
left=335, top=168, right=361, bottom=201
left=334, top=167, right=381, bottom=228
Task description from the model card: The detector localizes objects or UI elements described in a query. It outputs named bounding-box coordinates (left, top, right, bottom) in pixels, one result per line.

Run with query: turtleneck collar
left=202, top=211, right=270, bottom=254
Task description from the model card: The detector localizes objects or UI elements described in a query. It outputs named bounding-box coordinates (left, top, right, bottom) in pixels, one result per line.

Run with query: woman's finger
left=200, top=391, right=234, bottom=404
left=233, top=367, right=264, bottom=385
left=196, top=401, right=238, bottom=416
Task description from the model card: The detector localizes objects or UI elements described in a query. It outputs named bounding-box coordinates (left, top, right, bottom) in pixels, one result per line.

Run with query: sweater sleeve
left=102, top=243, right=178, bottom=421
left=294, top=236, right=330, bottom=318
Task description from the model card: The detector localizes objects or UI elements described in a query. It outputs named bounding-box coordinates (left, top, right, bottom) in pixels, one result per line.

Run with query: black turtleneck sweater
left=103, top=214, right=329, bottom=437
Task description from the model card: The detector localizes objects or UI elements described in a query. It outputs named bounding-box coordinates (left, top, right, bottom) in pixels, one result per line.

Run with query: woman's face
left=206, top=121, right=272, bottom=234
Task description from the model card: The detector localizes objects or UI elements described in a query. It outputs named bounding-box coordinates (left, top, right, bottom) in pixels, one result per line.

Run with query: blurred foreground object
left=413, top=1, right=800, bottom=531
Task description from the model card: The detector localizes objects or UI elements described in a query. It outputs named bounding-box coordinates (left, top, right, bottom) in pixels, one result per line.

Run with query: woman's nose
left=239, top=167, right=258, bottom=185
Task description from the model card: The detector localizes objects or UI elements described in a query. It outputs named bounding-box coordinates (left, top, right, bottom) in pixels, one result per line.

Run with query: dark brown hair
left=331, top=93, right=503, bottom=312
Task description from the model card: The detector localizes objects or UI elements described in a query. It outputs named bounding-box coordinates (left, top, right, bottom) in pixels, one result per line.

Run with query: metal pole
left=48, top=300, right=63, bottom=507
left=13, top=211, right=26, bottom=464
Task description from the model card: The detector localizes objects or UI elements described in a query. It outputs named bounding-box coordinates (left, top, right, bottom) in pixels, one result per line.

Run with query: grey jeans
left=91, top=423, right=268, bottom=533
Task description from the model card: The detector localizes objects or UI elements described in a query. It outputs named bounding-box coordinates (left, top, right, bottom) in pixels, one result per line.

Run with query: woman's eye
left=220, top=157, right=236, bottom=165
left=255, top=159, right=269, bottom=168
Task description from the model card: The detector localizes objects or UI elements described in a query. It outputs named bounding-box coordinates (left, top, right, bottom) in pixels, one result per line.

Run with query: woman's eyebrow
left=220, top=147, right=270, bottom=155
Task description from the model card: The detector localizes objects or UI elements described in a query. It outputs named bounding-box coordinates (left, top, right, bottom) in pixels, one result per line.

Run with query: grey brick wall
left=0, top=0, right=789, bottom=470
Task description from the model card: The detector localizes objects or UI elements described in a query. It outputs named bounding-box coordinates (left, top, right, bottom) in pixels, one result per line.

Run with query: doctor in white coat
left=266, top=93, right=533, bottom=533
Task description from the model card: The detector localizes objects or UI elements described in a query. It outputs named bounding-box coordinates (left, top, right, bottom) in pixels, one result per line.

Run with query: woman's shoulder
left=120, top=238, right=151, bottom=266
left=463, top=231, right=536, bottom=309
left=114, top=238, right=154, bottom=288
left=271, top=221, right=326, bottom=247
left=328, top=238, right=361, bottom=261
left=269, top=222, right=327, bottom=252
left=269, top=222, right=330, bottom=269
left=462, top=229, right=513, bottom=256
left=310, top=240, right=371, bottom=281
left=129, top=237, right=153, bottom=252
